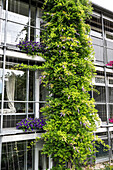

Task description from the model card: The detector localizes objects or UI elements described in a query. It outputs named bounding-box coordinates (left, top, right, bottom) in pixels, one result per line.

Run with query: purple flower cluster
left=16, top=41, right=45, bottom=56
left=16, top=117, right=46, bottom=132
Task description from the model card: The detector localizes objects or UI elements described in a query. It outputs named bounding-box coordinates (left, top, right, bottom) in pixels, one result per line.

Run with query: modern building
left=0, top=0, right=112, bottom=169
left=90, top=3, right=113, bottom=164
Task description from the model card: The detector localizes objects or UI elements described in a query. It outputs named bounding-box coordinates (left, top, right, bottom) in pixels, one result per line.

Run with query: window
left=93, top=75, right=107, bottom=123
left=2, top=140, right=34, bottom=170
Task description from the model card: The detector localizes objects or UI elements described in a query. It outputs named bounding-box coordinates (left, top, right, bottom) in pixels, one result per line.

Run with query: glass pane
left=106, top=33, right=113, bottom=40
left=109, top=79, right=113, bottom=85
left=92, top=37, right=103, bottom=63
left=91, top=30, right=102, bottom=37
left=96, top=140, right=109, bottom=158
left=28, top=102, right=34, bottom=114
left=7, top=22, right=28, bottom=45
left=0, top=19, right=5, bottom=44
left=107, top=46, right=113, bottom=64
left=3, top=69, right=26, bottom=102
left=31, top=5, right=36, bottom=27
left=38, top=151, right=49, bottom=170
left=90, top=16, right=102, bottom=38
left=1, top=141, right=34, bottom=170
left=93, top=86, right=106, bottom=102
left=40, top=84, right=49, bottom=101
left=39, top=103, right=45, bottom=118
left=109, top=105, right=113, bottom=119
left=29, top=71, right=34, bottom=101
left=95, top=77, right=105, bottom=84
left=0, top=69, right=2, bottom=100
left=3, top=115, right=26, bottom=128
left=2, top=103, right=34, bottom=115
left=95, top=104, right=106, bottom=122
left=109, top=87, right=113, bottom=103
left=30, top=27, right=37, bottom=41
left=36, top=28, right=40, bottom=42
left=27, top=145, right=34, bottom=169
left=8, top=0, right=29, bottom=24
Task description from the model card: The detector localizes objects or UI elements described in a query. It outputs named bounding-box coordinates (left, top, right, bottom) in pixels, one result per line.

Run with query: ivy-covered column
left=15, top=0, right=109, bottom=169
left=39, top=0, right=109, bottom=169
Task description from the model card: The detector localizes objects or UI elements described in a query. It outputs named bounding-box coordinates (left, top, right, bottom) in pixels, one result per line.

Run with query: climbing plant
left=15, top=0, right=109, bottom=169
left=37, top=0, right=108, bottom=169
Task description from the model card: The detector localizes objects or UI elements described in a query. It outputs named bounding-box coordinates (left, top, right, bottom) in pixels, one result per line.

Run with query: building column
left=34, top=142, right=43, bottom=170
left=49, top=155, right=53, bottom=169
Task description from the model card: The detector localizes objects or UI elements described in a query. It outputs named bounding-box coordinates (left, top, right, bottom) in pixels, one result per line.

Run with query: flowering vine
left=15, top=0, right=109, bottom=169
left=37, top=0, right=109, bottom=169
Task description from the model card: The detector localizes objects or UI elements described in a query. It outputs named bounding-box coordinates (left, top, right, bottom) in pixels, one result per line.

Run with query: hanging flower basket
left=16, top=40, right=45, bottom=56
left=16, top=117, right=46, bottom=132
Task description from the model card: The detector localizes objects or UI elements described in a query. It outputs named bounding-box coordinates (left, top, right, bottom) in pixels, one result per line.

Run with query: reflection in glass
left=3, top=115, right=26, bottom=128
left=30, top=27, right=35, bottom=41
left=0, top=20, right=5, bottom=44
left=31, top=5, right=36, bottom=27
left=8, top=0, right=29, bottom=23
left=39, top=151, right=49, bottom=170
left=4, top=69, right=26, bottom=101
left=93, top=86, right=106, bottom=102
left=8, top=10, right=28, bottom=25
left=14, top=70, right=26, bottom=101
left=109, top=79, right=113, bottom=85
left=36, top=28, right=40, bottom=42
left=39, top=103, right=45, bottom=118
left=109, top=87, right=113, bottom=103
left=3, top=102, right=25, bottom=114
left=95, top=104, right=106, bottom=122
left=91, top=30, right=102, bottom=38
left=95, top=77, right=105, bottom=84
left=96, top=140, right=109, bottom=158
left=29, top=71, right=34, bottom=101
left=27, top=145, right=34, bottom=169
left=1, top=141, right=34, bottom=170
left=0, top=69, right=26, bottom=114
left=7, top=22, right=28, bottom=44
left=40, top=84, right=49, bottom=101
left=109, top=105, right=113, bottom=119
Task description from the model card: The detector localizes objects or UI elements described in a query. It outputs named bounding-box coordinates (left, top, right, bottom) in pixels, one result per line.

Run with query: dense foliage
left=16, top=117, right=46, bottom=131
left=15, top=0, right=109, bottom=169
left=35, top=0, right=106, bottom=169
